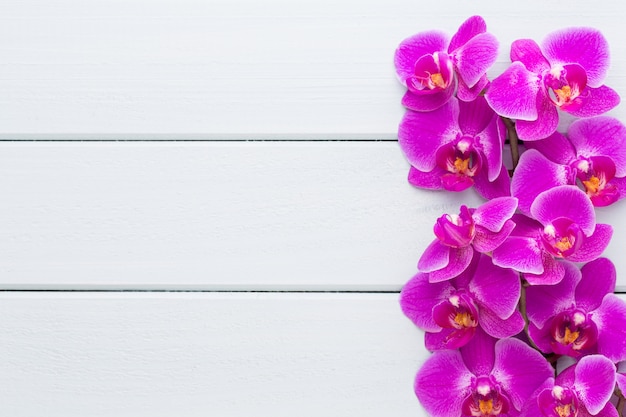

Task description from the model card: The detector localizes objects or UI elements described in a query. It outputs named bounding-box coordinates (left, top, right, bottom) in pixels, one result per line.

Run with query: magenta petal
left=400, top=272, right=455, bottom=332
left=514, top=94, right=559, bottom=141
left=480, top=307, right=525, bottom=339
left=568, top=116, right=626, bottom=177
left=492, top=236, right=544, bottom=274
left=458, top=94, right=497, bottom=135
left=407, top=165, right=445, bottom=189
left=470, top=254, right=521, bottom=318
left=510, top=38, right=550, bottom=73
left=531, top=185, right=596, bottom=236
left=448, top=15, right=487, bottom=53
left=457, top=74, right=489, bottom=102
left=414, top=350, right=473, bottom=417
left=429, top=246, right=475, bottom=283
left=492, top=338, right=555, bottom=411
left=528, top=321, right=555, bottom=354
left=566, top=223, right=612, bottom=262
left=395, top=30, right=449, bottom=82
left=401, top=85, right=456, bottom=112
left=424, top=328, right=469, bottom=351
left=459, top=327, right=497, bottom=376
left=485, top=62, right=540, bottom=120
left=576, top=258, right=616, bottom=312
left=511, top=149, right=570, bottom=215
left=592, top=294, right=626, bottom=362
left=524, top=254, right=566, bottom=286
left=473, top=164, right=512, bottom=199
left=566, top=85, right=620, bottom=118
left=524, top=131, right=576, bottom=165
left=398, top=101, right=460, bottom=172
left=481, top=116, right=506, bottom=181
left=453, top=32, right=498, bottom=88
left=418, top=240, right=450, bottom=272
left=541, top=27, right=610, bottom=87
left=525, top=260, right=580, bottom=327
left=472, top=197, right=518, bottom=232
left=472, top=220, right=515, bottom=253
left=573, top=355, right=616, bottom=415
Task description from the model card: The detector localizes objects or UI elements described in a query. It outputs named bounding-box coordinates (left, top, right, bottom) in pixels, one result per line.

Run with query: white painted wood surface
left=2, top=0, right=626, bottom=415
left=1, top=0, right=625, bottom=139
left=0, top=292, right=425, bottom=417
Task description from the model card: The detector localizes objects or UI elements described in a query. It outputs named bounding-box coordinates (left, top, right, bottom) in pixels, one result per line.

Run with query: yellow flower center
left=563, top=328, right=580, bottom=345
left=583, top=176, right=601, bottom=195
left=430, top=73, right=446, bottom=89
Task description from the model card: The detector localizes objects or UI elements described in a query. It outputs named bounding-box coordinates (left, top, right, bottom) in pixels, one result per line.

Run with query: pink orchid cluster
left=395, top=15, right=626, bottom=417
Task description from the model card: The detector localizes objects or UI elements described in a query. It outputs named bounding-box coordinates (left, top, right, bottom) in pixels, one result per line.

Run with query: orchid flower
left=492, top=186, right=612, bottom=285
left=512, top=116, right=626, bottom=212
left=485, top=27, right=620, bottom=140
left=415, top=329, right=554, bottom=417
left=418, top=197, right=517, bottom=282
left=400, top=253, right=524, bottom=350
left=525, top=258, right=626, bottom=361
left=521, top=355, right=617, bottom=417
left=395, top=15, right=498, bottom=111
left=399, top=96, right=510, bottom=198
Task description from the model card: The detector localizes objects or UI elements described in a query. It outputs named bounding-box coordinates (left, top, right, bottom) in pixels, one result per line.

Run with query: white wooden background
left=1, top=0, right=625, bottom=415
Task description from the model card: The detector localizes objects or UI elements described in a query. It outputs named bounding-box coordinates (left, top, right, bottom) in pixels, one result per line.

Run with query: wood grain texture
left=1, top=0, right=624, bottom=139
left=0, top=141, right=486, bottom=290
left=0, top=292, right=426, bottom=417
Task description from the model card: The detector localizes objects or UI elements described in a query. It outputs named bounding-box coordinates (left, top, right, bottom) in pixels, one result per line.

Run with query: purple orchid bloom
left=395, top=15, right=498, bottom=111
left=400, top=253, right=524, bottom=350
left=485, top=27, right=620, bottom=141
left=525, top=258, right=626, bottom=361
left=399, top=96, right=510, bottom=198
left=521, top=355, right=617, bottom=417
left=492, top=186, right=612, bottom=285
left=418, top=197, right=517, bottom=282
left=512, top=116, right=626, bottom=212
left=415, top=329, right=553, bottom=417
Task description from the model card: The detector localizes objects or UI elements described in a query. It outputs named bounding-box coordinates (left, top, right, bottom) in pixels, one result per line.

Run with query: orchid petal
left=400, top=272, right=455, bottom=332
left=457, top=74, right=489, bottom=102
left=472, top=220, right=515, bottom=253
left=424, top=327, right=476, bottom=351
left=511, top=149, right=571, bottom=215
left=565, top=85, right=620, bottom=118
left=473, top=164, right=512, bottom=199
left=469, top=253, right=521, bottom=319
left=573, top=355, right=616, bottom=415
left=528, top=321, right=555, bottom=354
left=481, top=116, right=506, bottom=181
left=568, top=116, right=626, bottom=177
left=592, top=294, right=626, bottom=362
left=448, top=15, right=487, bottom=54
left=401, top=84, right=456, bottom=112
left=472, top=197, right=518, bottom=232
left=485, top=62, right=540, bottom=120
left=459, top=327, right=497, bottom=376
left=510, top=38, right=550, bottom=73
left=398, top=101, right=460, bottom=172
left=418, top=240, right=450, bottom=272
left=458, top=95, right=497, bottom=136
left=566, top=223, right=612, bottom=262
left=492, top=236, right=544, bottom=274
left=453, top=32, right=499, bottom=88
left=508, top=213, right=543, bottom=238
left=531, top=185, right=596, bottom=236
left=414, top=350, right=473, bottom=417
left=524, top=254, right=566, bottom=286
left=514, top=93, right=559, bottom=141
left=525, top=260, right=580, bottom=327
left=407, top=165, right=445, bottom=189
left=541, top=27, right=610, bottom=87
left=429, top=246, right=475, bottom=283
left=479, top=308, right=525, bottom=339
left=524, top=131, right=576, bottom=165
left=492, top=338, right=555, bottom=411
left=395, top=30, right=449, bottom=82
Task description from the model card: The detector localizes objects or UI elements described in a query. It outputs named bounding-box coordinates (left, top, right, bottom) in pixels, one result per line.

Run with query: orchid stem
left=617, top=387, right=625, bottom=417
left=501, top=117, right=520, bottom=173
left=519, top=277, right=542, bottom=353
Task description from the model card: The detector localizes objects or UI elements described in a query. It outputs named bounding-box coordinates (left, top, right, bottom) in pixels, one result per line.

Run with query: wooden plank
left=1, top=0, right=624, bottom=139
left=0, top=292, right=427, bottom=417
left=0, top=141, right=485, bottom=290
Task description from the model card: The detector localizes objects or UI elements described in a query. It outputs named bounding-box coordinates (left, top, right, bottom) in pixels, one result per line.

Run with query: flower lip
left=541, top=217, right=584, bottom=258
left=434, top=205, right=476, bottom=247
left=544, top=64, right=588, bottom=111
left=549, top=308, right=598, bottom=357
left=462, top=375, right=510, bottom=417
left=408, top=52, right=455, bottom=93
left=572, top=156, right=619, bottom=206
left=537, top=385, right=579, bottom=417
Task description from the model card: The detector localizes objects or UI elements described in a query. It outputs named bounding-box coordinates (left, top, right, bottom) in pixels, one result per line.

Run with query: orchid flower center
left=433, top=205, right=476, bottom=247
left=435, top=137, right=482, bottom=192
left=549, top=309, right=598, bottom=356
left=544, top=64, right=588, bottom=111
left=431, top=291, right=479, bottom=348
left=537, top=386, right=579, bottom=417
left=408, top=51, right=454, bottom=92
left=572, top=156, right=619, bottom=207
left=462, top=376, right=510, bottom=417
left=541, top=217, right=584, bottom=258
